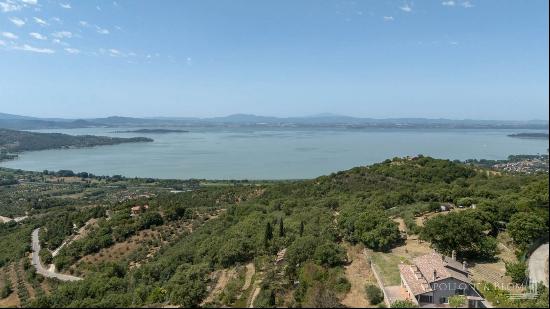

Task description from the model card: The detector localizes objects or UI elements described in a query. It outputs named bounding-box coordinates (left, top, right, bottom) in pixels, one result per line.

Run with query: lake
left=1, top=127, right=548, bottom=179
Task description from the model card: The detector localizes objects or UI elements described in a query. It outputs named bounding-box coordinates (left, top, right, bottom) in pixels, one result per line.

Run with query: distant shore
left=508, top=132, right=549, bottom=139
left=111, top=129, right=189, bottom=134
left=0, top=128, right=153, bottom=162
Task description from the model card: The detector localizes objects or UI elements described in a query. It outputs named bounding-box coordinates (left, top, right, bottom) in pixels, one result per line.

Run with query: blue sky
left=0, top=0, right=548, bottom=120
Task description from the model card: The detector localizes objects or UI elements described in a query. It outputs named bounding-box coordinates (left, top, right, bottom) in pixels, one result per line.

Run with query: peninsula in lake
left=508, top=132, right=549, bottom=139
left=0, top=128, right=152, bottom=161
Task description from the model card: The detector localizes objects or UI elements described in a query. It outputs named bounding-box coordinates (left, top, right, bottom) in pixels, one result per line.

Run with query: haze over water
left=1, top=127, right=547, bottom=180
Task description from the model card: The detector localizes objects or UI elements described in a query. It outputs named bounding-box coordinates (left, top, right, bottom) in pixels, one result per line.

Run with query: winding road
left=528, top=243, right=549, bottom=287
left=31, top=228, right=82, bottom=282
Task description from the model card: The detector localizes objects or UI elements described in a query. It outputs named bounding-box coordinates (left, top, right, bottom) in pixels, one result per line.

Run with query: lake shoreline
left=1, top=127, right=548, bottom=180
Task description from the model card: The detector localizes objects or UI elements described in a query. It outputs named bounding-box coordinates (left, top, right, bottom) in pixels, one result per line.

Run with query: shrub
left=0, top=279, right=12, bottom=298
left=365, top=284, right=384, bottom=305
left=505, top=261, right=527, bottom=284
left=449, top=295, right=466, bottom=308
left=391, top=299, right=418, bottom=308
left=313, top=242, right=346, bottom=267
left=508, top=212, right=548, bottom=250
left=254, top=287, right=276, bottom=308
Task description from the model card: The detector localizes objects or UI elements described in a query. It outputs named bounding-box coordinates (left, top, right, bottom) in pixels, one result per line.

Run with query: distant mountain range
left=0, top=112, right=548, bottom=130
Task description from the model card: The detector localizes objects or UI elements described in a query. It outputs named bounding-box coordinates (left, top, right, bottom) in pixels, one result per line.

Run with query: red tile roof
left=399, top=252, right=470, bottom=296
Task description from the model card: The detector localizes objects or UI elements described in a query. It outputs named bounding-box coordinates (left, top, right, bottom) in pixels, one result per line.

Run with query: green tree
left=505, top=261, right=527, bottom=284
left=313, top=242, right=346, bottom=267
left=365, top=284, right=384, bottom=305
left=254, top=287, right=276, bottom=308
left=139, top=211, right=164, bottom=229
left=360, top=219, right=402, bottom=251
left=167, top=264, right=208, bottom=307
left=0, top=278, right=12, bottom=299
left=508, top=212, right=549, bottom=249
left=279, top=217, right=285, bottom=237
left=39, top=248, right=53, bottom=265
left=420, top=212, right=497, bottom=259
left=147, top=287, right=167, bottom=303
left=339, top=208, right=401, bottom=251
left=264, top=222, right=273, bottom=248
left=287, top=236, right=319, bottom=267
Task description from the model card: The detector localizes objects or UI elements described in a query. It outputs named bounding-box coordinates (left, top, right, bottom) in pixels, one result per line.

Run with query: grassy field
left=368, top=236, right=433, bottom=287
left=369, top=252, right=407, bottom=286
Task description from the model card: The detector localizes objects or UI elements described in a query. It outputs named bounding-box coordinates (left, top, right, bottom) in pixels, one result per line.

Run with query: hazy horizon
left=2, top=111, right=549, bottom=122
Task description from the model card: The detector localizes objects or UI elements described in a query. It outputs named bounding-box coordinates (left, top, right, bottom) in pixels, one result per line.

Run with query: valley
left=0, top=157, right=548, bottom=307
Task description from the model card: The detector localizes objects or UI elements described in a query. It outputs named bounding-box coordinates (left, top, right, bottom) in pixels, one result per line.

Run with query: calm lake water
left=1, top=127, right=548, bottom=179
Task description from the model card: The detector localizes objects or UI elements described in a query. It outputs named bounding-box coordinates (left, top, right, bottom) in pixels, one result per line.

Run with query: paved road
left=31, top=228, right=82, bottom=282
left=528, top=243, right=549, bottom=287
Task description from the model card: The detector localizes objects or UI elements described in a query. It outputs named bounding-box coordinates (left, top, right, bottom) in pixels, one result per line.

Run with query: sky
left=0, top=0, right=548, bottom=120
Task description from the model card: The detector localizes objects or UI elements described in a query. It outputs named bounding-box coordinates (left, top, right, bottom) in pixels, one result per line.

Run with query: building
left=398, top=251, right=487, bottom=308
left=440, top=203, right=455, bottom=212
left=130, top=204, right=149, bottom=216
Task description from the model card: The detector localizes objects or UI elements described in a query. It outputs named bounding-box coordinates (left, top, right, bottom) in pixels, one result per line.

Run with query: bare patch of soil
left=341, top=243, right=376, bottom=308
left=202, top=268, right=238, bottom=305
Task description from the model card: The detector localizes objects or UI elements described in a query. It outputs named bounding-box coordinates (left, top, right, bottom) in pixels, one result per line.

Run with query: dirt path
left=393, top=217, right=406, bottom=233
left=0, top=216, right=12, bottom=223
left=201, top=269, right=237, bottom=305
left=341, top=244, right=374, bottom=308
left=248, top=287, right=261, bottom=308
left=0, top=289, right=18, bottom=307
left=52, top=218, right=97, bottom=257
left=0, top=215, right=27, bottom=223
left=247, top=269, right=264, bottom=308
left=241, top=263, right=255, bottom=291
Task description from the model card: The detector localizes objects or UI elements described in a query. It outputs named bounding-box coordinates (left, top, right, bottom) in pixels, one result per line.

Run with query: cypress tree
left=279, top=217, right=285, bottom=237
left=264, top=222, right=273, bottom=248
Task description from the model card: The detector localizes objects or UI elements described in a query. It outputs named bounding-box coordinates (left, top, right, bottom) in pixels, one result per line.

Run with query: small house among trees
left=439, top=203, right=455, bottom=212
left=130, top=204, right=149, bottom=216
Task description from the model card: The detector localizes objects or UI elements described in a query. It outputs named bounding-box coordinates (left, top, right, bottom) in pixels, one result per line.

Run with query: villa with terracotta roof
left=398, top=251, right=488, bottom=308
left=130, top=204, right=149, bottom=216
